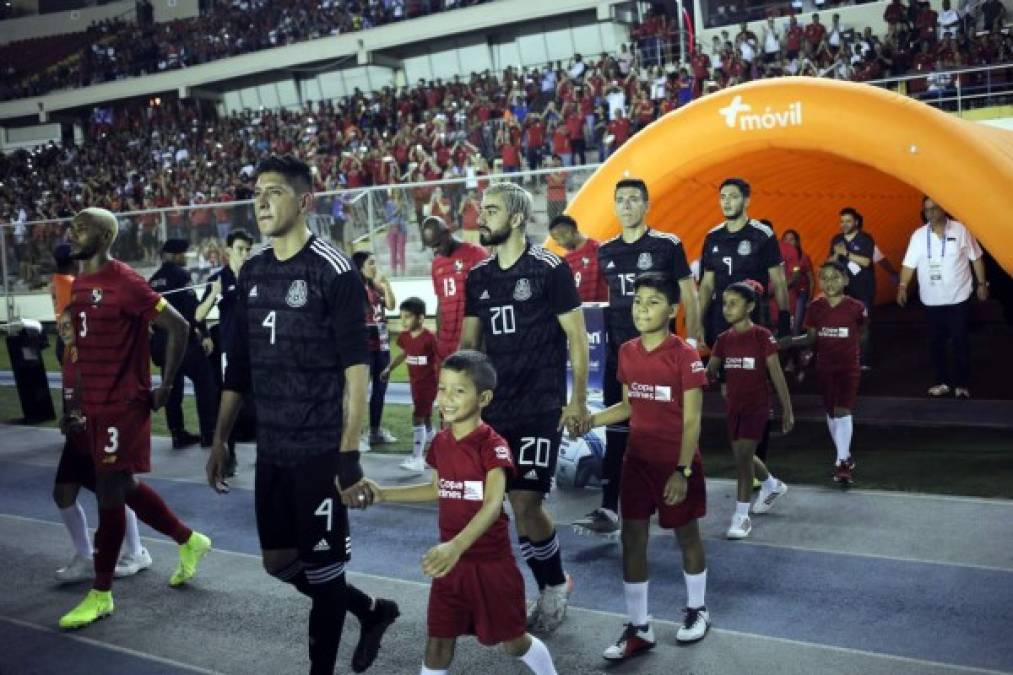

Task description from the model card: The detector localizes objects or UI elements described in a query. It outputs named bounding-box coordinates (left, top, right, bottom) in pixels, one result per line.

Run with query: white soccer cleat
left=535, top=573, right=574, bottom=633
left=602, top=621, right=656, bottom=661
left=752, top=480, right=788, bottom=514
left=55, top=554, right=93, bottom=584
left=726, top=513, right=752, bottom=539
left=676, top=607, right=710, bottom=644
left=399, top=456, right=426, bottom=473
left=114, top=547, right=153, bottom=578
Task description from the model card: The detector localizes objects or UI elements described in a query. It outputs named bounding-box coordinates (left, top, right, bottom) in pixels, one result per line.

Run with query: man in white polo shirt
left=897, top=197, right=989, bottom=399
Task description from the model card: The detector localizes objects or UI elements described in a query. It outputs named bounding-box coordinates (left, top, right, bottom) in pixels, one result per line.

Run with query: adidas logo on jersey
left=249, top=285, right=258, bottom=298
left=313, top=538, right=330, bottom=552
left=523, top=469, right=539, bottom=480
left=606, top=261, right=616, bottom=269
left=480, top=290, right=490, bottom=300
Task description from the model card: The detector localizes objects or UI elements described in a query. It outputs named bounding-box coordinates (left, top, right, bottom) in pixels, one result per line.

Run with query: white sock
left=827, top=414, right=839, bottom=459
left=123, top=507, right=143, bottom=557
left=59, top=503, right=92, bottom=558
left=412, top=425, right=426, bottom=460
left=735, top=501, right=750, bottom=517
left=623, top=581, right=649, bottom=626
left=762, top=475, right=779, bottom=492
left=684, top=569, right=707, bottom=609
left=832, top=415, right=853, bottom=462
left=518, top=635, right=557, bottom=675
left=420, top=668, right=448, bottom=675
left=426, top=426, right=436, bottom=443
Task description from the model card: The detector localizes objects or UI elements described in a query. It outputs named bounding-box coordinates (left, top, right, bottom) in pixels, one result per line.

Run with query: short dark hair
left=614, top=178, right=649, bottom=202
left=226, top=229, right=254, bottom=247
left=442, top=350, right=497, bottom=394
left=399, top=296, right=426, bottom=317
left=351, top=250, right=373, bottom=276
left=633, top=271, right=680, bottom=305
left=255, top=155, right=313, bottom=194
left=719, top=177, right=751, bottom=198
left=549, top=214, right=578, bottom=230
left=839, top=207, right=863, bottom=229
left=724, top=280, right=758, bottom=305
left=820, top=259, right=849, bottom=277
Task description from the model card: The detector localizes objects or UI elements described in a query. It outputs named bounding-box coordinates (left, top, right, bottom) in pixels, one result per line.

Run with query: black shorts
left=255, top=453, right=350, bottom=565
left=492, top=415, right=562, bottom=494
left=54, top=437, right=96, bottom=490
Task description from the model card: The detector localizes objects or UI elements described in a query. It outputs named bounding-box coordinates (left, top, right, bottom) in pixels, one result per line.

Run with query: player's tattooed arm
left=778, top=327, right=816, bottom=351
left=458, top=316, right=482, bottom=351
left=678, top=276, right=702, bottom=346
left=557, top=307, right=590, bottom=435
left=151, top=303, right=189, bottom=411
left=697, top=269, right=716, bottom=339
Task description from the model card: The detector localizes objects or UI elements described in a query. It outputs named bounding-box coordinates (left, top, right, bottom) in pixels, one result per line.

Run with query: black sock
left=305, top=564, right=348, bottom=675
left=345, top=583, right=375, bottom=623
left=519, top=535, right=545, bottom=590
left=530, top=531, right=565, bottom=588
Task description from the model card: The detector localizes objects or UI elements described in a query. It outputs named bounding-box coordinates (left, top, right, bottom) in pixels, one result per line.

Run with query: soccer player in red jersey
left=382, top=297, right=438, bottom=473
left=52, top=309, right=151, bottom=584
left=59, top=208, right=211, bottom=629
left=707, top=282, right=794, bottom=540
left=366, top=351, right=558, bottom=675
left=548, top=214, right=608, bottom=303
left=780, top=261, right=866, bottom=485
left=421, top=215, right=488, bottom=360
left=581, top=272, right=711, bottom=661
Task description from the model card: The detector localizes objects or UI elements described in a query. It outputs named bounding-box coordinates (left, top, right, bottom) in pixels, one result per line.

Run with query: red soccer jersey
left=432, top=242, right=487, bottom=357
left=69, top=260, right=164, bottom=414
left=564, top=238, right=608, bottom=303
left=396, top=328, right=438, bottom=392
left=804, top=296, right=866, bottom=372
left=712, top=325, right=778, bottom=410
left=618, top=335, right=708, bottom=463
left=426, top=423, right=514, bottom=561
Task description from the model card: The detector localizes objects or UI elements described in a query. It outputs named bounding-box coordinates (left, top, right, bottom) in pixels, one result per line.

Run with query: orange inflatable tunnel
left=564, top=78, right=1013, bottom=304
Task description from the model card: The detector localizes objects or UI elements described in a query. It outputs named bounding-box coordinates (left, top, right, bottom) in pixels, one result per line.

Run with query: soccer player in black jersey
left=574, top=178, right=701, bottom=536
left=207, top=156, right=398, bottom=675
left=698, top=178, right=791, bottom=344
left=460, top=182, right=589, bottom=634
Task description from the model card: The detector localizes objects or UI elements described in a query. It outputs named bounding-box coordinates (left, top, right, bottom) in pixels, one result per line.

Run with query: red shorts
left=87, top=404, right=152, bottom=473
left=726, top=405, right=770, bottom=442
left=818, top=368, right=860, bottom=414
left=411, top=383, right=437, bottom=419
left=621, top=455, right=706, bottom=529
left=54, top=436, right=96, bottom=490
left=427, top=556, right=527, bottom=646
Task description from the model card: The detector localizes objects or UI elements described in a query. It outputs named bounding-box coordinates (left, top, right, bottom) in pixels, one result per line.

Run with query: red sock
left=125, top=482, right=192, bottom=545
left=94, top=506, right=126, bottom=591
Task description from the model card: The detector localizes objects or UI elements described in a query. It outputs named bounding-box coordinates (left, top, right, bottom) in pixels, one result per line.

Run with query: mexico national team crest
left=636, top=252, right=652, bottom=270
left=513, top=278, right=532, bottom=301
left=737, top=240, right=752, bottom=256
left=90, top=288, right=103, bottom=305
left=286, top=280, right=308, bottom=308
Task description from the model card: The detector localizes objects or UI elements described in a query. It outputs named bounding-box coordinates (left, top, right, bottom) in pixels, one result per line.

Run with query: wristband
left=336, top=451, right=365, bottom=489
left=777, top=310, right=791, bottom=337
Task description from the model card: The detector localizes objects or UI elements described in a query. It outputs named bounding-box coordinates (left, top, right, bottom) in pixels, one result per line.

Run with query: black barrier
left=6, top=331, right=55, bottom=424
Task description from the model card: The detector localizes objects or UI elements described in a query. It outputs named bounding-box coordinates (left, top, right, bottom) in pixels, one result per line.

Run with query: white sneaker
left=602, top=621, right=656, bottom=661
left=359, top=433, right=371, bottom=453
left=526, top=598, right=543, bottom=631
left=534, top=573, right=573, bottom=633
left=399, top=456, right=426, bottom=473
left=928, top=384, right=951, bottom=397
left=726, top=513, right=752, bottom=539
left=370, top=428, right=398, bottom=444
left=676, top=607, right=710, bottom=643
left=114, top=547, right=153, bottom=578
left=55, top=553, right=93, bottom=583
left=752, top=480, right=788, bottom=514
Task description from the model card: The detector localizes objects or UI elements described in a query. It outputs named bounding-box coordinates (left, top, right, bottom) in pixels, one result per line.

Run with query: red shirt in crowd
left=551, top=126, right=570, bottom=155
left=617, top=335, right=708, bottom=463
left=712, top=324, right=778, bottom=410
left=431, top=241, right=488, bottom=357
left=608, top=117, right=631, bottom=146
left=501, top=141, right=520, bottom=169
left=563, top=237, right=608, bottom=303
left=786, top=24, right=804, bottom=51
left=397, top=327, right=438, bottom=393
left=804, top=296, right=866, bottom=371
left=805, top=20, right=826, bottom=48
left=426, top=423, right=514, bottom=561
left=69, top=260, right=164, bottom=414
left=525, top=119, right=545, bottom=149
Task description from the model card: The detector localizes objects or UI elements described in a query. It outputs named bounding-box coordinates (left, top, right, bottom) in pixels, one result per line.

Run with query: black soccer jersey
left=829, top=231, right=876, bottom=305
left=701, top=219, right=783, bottom=296
left=224, top=235, right=368, bottom=466
left=598, top=229, right=692, bottom=355
left=464, top=243, right=581, bottom=426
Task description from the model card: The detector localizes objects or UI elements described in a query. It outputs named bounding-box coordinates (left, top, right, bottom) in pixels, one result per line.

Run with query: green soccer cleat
left=59, top=589, right=114, bottom=629
left=169, top=531, right=211, bottom=587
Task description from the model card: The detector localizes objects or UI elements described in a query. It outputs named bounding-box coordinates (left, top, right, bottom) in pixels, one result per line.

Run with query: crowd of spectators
left=1, top=3, right=1011, bottom=287
left=0, top=0, right=491, bottom=102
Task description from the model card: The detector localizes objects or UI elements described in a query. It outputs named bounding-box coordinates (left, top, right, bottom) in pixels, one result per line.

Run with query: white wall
left=0, top=0, right=199, bottom=45
left=0, top=122, right=61, bottom=153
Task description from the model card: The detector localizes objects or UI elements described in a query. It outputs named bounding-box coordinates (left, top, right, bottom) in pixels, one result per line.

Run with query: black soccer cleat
left=171, top=431, right=200, bottom=450
left=351, top=599, right=400, bottom=673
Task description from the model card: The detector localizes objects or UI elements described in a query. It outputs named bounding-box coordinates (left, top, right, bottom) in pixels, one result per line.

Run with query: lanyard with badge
left=927, top=224, right=946, bottom=285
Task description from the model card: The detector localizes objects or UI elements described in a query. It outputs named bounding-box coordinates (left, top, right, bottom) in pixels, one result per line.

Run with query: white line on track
left=1, top=513, right=1009, bottom=675
left=0, top=615, right=223, bottom=674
